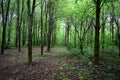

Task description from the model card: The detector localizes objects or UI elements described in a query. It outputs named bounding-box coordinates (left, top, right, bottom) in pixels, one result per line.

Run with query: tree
left=47, top=0, right=55, bottom=52
left=115, top=19, right=120, bottom=57
left=16, top=0, right=21, bottom=51
left=1, top=0, right=11, bottom=55
left=27, top=0, right=36, bottom=65
left=94, top=0, right=101, bottom=65
left=40, top=0, right=44, bottom=55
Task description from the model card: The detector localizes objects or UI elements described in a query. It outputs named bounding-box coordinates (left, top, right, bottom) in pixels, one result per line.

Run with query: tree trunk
left=17, top=0, right=21, bottom=51
left=94, top=0, right=100, bottom=65
left=41, top=0, right=44, bottom=55
left=7, top=13, right=13, bottom=47
left=28, top=16, right=33, bottom=65
left=44, top=0, right=48, bottom=46
left=80, top=38, right=83, bottom=55
left=22, top=19, right=27, bottom=47
left=1, top=0, right=11, bottom=55
left=66, top=22, right=70, bottom=48
left=115, top=18, right=120, bottom=58
left=74, top=23, right=77, bottom=48
left=118, top=34, right=120, bottom=57
left=110, top=2, right=115, bottom=43
left=27, top=0, right=36, bottom=65
left=47, top=1, right=54, bottom=52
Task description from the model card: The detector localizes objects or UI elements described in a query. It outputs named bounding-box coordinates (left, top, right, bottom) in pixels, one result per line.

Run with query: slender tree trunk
left=80, top=38, right=83, bottom=55
left=74, top=23, right=77, bottom=48
left=117, top=22, right=120, bottom=57
left=65, top=27, right=67, bottom=46
left=17, top=0, right=21, bottom=51
left=110, top=2, right=115, bottom=43
left=33, top=21, right=35, bottom=46
left=7, top=13, right=13, bottom=47
left=19, top=0, right=24, bottom=48
left=15, top=25, right=18, bottom=47
left=1, top=0, right=11, bottom=55
left=41, top=0, right=44, bottom=55
left=44, top=0, right=48, bottom=46
left=118, top=34, right=120, bottom=57
left=101, top=8, right=106, bottom=50
left=27, top=0, right=36, bottom=65
left=47, top=22, right=52, bottom=52
left=94, top=0, right=100, bottom=65
left=37, top=22, right=40, bottom=46
left=22, top=19, right=26, bottom=47
left=115, top=19, right=120, bottom=57
left=101, top=24, right=105, bottom=50
left=66, top=22, right=70, bottom=48
left=47, top=1, right=54, bottom=52
left=53, top=25, right=56, bottom=46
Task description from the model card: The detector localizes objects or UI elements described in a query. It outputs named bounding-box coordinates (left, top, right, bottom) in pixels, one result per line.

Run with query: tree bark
left=22, top=19, right=27, bottom=47
left=47, top=1, right=55, bottom=52
left=17, top=0, right=21, bottom=51
left=1, top=0, right=11, bottom=55
left=74, top=23, right=77, bottom=48
left=27, top=0, right=36, bottom=65
left=94, top=0, right=100, bottom=65
left=41, top=0, right=44, bottom=55
left=110, top=2, right=115, bottom=43
left=7, top=13, right=13, bottom=47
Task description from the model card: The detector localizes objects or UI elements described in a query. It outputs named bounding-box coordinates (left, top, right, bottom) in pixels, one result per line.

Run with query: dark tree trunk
left=47, top=1, right=55, bottom=52
left=27, top=0, right=36, bottom=65
left=94, top=0, right=100, bottom=65
left=110, top=2, right=115, bottom=43
left=41, top=0, right=44, bottom=55
left=47, top=22, right=52, bottom=52
left=115, top=19, right=120, bottom=57
left=33, top=21, right=36, bottom=46
left=74, top=23, right=77, bottom=48
left=80, top=38, right=83, bottom=55
left=1, top=0, right=11, bottom=55
left=15, top=26, right=18, bottom=47
left=44, top=0, right=48, bottom=46
left=65, top=22, right=70, bottom=48
left=118, top=34, right=120, bottom=57
left=17, top=0, right=21, bottom=51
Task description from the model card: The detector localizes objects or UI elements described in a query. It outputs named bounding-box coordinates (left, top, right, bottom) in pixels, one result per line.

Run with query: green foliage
left=7, top=77, right=14, bottom=80
left=62, top=78, right=70, bottom=80
left=26, top=70, right=37, bottom=76
left=106, top=73, right=116, bottom=80
left=78, top=69, right=93, bottom=80
left=70, top=48, right=80, bottom=54
left=13, top=69, right=19, bottom=74
left=70, top=48, right=93, bottom=61
left=9, top=57, right=17, bottom=61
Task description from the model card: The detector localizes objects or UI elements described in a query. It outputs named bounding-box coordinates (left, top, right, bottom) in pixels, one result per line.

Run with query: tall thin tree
left=27, top=0, right=36, bottom=65
left=1, top=0, right=11, bottom=55
left=94, top=0, right=101, bottom=65
left=41, top=0, right=44, bottom=55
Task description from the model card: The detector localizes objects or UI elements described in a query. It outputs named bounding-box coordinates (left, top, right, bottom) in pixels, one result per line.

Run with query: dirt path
left=0, top=46, right=120, bottom=80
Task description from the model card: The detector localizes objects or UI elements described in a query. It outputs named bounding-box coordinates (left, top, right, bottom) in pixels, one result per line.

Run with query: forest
left=0, top=0, right=120, bottom=80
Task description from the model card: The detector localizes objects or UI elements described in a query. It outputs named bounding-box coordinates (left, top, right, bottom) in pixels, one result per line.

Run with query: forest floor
left=0, top=46, right=120, bottom=80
